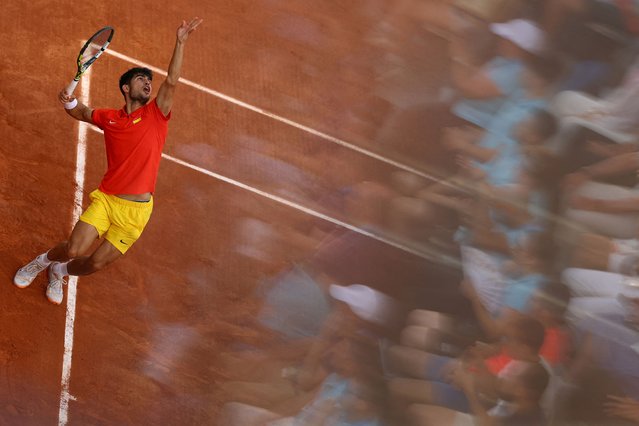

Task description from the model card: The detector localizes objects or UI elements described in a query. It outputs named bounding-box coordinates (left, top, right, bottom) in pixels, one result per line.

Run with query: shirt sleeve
left=91, top=109, right=110, bottom=130
left=151, top=98, right=171, bottom=121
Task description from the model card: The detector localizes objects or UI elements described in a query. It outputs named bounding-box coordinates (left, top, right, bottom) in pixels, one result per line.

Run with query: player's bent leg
left=46, top=240, right=122, bottom=305
left=15, top=221, right=99, bottom=293
left=67, top=239, right=122, bottom=277
left=47, top=220, right=101, bottom=262
left=13, top=221, right=98, bottom=289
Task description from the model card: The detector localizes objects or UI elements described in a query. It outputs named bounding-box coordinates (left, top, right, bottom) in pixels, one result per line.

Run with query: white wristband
left=64, top=99, right=78, bottom=110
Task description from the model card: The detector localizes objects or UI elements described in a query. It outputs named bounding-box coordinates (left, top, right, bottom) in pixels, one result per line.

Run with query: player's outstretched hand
left=177, top=17, right=203, bottom=43
left=58, top=89, right=75, bottom=105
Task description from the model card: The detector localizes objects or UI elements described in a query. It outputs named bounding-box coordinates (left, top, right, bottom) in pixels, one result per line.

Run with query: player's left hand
left=58, top=89, right=75, bottom=105
left=177, top=17, right=204, bottom=43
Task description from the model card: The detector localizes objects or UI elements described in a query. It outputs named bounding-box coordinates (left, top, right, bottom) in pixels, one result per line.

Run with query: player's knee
left=67, top=248, right=80, bottom=259
left=64, top=242, right=83, bottom=259
left=68, top=236, right=97, bottom=258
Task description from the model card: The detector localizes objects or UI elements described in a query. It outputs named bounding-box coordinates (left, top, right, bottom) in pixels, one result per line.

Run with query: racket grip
left=65, top=79, right=79, bottom=96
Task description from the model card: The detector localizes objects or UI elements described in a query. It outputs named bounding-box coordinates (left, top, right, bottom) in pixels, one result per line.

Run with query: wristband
left=64, top=99, right=78, bottom=110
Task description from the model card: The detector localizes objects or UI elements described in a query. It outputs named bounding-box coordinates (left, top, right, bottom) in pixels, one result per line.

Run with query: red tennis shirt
left=92, top=98, right=171, bottom=195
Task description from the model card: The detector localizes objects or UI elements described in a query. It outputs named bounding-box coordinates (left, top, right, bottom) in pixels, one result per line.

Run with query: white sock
left=52, top=262, right=69, bottom=278
left=37, top=252, right=52, bottom=266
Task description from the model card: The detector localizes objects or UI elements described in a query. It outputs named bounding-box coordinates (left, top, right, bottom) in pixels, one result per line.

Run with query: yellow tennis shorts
left=79, top=189, right=153, bottom=254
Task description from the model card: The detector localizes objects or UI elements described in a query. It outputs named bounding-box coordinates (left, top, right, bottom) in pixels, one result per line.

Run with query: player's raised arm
left=59, top=89, right=94, bottom=123
left=156, top=17, right=203, bottom=117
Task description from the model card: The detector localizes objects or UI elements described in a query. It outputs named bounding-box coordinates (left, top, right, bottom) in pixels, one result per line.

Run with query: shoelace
left=22, top=261, right=46, bottom=275
left=49, top=276, right=67, bottom=292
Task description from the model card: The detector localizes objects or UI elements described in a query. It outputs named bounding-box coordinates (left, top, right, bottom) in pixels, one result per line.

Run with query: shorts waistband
left=95, top=190, right=154, bottom=208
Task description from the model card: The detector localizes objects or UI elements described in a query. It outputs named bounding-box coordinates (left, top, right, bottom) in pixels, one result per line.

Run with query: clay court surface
left=0, top=1, right=452, bottom=424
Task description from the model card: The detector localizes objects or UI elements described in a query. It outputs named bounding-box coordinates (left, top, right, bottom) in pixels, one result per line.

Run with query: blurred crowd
left=217, top=1, right=639, bottom=425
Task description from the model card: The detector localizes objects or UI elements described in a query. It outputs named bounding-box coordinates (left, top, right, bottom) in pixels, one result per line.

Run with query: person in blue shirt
left=452, top=19, right=547, bottom=129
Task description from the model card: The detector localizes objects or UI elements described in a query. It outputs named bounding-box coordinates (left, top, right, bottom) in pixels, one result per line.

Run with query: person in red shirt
left=13, top=18, right=203, bottom=305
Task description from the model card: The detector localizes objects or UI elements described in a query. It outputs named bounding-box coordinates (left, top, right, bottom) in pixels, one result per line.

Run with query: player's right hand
left=58, top=89, right=75, bottom=105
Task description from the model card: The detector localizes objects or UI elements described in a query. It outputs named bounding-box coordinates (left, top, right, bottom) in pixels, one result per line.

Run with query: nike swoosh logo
left=120, top=239, right=128, bottom=245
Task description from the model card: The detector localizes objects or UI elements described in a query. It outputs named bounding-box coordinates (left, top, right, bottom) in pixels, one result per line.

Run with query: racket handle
left=65, top=79, right=80, bottom=96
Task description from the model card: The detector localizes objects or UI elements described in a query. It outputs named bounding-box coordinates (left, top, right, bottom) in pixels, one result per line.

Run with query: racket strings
left=79, top=28, right=113, bottom=67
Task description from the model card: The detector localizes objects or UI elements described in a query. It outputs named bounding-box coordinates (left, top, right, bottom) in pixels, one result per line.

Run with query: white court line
left=164, top=153, right=458, bottom=266
left=58, top=71, right=89, bottom=426
left=103, top=48, right=447, bottom=185
left=86, top=124, right=456, bottom=265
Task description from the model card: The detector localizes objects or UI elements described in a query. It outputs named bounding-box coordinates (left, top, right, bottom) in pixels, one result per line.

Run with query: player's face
left=127, top=74, right=152, bottom=104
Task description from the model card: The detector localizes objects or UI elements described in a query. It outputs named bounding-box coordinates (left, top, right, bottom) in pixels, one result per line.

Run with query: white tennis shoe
left=46, top=264, right=67, bottom=305
left=14, top=258, right=49, bottom=288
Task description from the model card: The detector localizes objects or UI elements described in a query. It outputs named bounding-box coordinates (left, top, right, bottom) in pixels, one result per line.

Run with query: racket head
left=75, top=26, right=114, bottom=78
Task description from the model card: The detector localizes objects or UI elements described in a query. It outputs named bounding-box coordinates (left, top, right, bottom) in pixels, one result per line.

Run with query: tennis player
left=14, top=17, right=203, bottom=304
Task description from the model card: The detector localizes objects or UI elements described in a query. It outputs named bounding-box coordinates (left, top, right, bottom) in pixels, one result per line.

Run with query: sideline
left=57, top=69, right=89, bottom=426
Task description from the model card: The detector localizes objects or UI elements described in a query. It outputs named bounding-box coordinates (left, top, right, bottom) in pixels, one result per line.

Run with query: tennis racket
left=65, top=26, right=114, bottom=96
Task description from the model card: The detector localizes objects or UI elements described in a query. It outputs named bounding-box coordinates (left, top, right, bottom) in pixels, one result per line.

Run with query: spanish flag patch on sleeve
left=133, top=117, right=142, bottom=124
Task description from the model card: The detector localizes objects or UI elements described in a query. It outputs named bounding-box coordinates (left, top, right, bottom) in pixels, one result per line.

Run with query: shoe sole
left=13, top=270, right=36, bottom=289
left=13, top=278, right=32, bottom=289
left=46, top=296, right=63, bottom=305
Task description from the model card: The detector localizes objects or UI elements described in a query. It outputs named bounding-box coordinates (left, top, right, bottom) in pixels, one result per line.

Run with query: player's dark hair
left=512, top=316, right=546, bottom=353
left=119, top=67, right=153, bottom=97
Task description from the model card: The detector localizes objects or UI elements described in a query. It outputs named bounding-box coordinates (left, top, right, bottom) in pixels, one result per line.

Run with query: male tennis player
left=13, top=17, right=203, bottom=304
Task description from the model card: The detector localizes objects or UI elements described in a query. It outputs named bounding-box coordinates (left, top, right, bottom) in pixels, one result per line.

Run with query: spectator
left=460, top=237, right=551, bottom=338
left=569, top=232, right=639, bottom=273
left=552, top=56, right=639, bottom=156
left=406, top=361, right=550, bottom=425
left=562, top=151, right=639, bottom=239
left=395, top=280, right=572, bottom=371
left=387, top=317, right=547, bottom=417
left=220, top=339, right=383, bottom=426
left=450, top=19, right=548, bottom=129
left=562, top=264, right=639, bottom=320
left=528, top=284, right=573, bottom=370
left=560, top=285, right=639, bottom=423
left=604, top=395, right=639, bottom=424
left=387, top=56, right=561, bottom=243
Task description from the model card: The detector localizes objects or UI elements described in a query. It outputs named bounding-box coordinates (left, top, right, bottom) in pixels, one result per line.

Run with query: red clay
left=0, top=1, right=447, bottom=424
